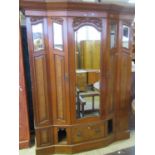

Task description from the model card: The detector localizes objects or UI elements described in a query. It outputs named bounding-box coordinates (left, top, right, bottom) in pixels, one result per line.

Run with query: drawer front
left=71, top=123, right=105, bottom=143
left=76, top=73, right=87, bottom=91
left=88, top=72, right=100, bottom=85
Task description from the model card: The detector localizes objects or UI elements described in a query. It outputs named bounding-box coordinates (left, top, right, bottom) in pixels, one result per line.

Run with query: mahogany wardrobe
left=19, top=27, right=30, bottom=149
left=20, top=1, right=134, bottom=154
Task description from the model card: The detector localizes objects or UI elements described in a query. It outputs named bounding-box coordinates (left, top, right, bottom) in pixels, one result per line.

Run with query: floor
left=106, top=146, right=135, bottom=155
left=19, top=130, right=135, bottom=155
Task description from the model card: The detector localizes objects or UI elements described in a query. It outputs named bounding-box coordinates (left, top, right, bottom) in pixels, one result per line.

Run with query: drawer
left=76, top=73, right=87, bottom=83
left=88, top=72, right=100, bottom=85
left=76, top=73, right=87, bottom=91
left=71, top=122, right=105, bottom=143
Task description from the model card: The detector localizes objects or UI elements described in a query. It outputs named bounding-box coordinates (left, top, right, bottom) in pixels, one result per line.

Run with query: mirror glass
left=122, top=25, right=129, bottom=48
left=110, top=22, right=117, bottom=49
left=75, top=25, right=101, bottom=119
left=53, top=22, right=63, bottom=50
left=32, top=23, right=44, bottom=52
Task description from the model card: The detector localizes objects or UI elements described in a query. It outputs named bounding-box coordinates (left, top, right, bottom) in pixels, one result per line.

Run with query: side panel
left=26, top=17, right=53, bottom=150
left=115, top=20, right=132, bottom=137
left=19, top=27, right=30, bottom=149
left=118, top=52, right=131, bottom=132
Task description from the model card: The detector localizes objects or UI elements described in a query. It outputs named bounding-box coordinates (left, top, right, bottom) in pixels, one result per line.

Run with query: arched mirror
left=75, top=25, right=101, bottom=119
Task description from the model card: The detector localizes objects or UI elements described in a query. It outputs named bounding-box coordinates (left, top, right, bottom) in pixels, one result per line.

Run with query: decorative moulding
left=73, top=17, right=102, bottom=31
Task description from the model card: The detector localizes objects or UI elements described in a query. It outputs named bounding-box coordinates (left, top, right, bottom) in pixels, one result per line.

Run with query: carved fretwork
left=73, top=17, right=102, bottom=31
left=51, top=17, right=63, bottom=24
left=30, top=17, right=43, bottom=23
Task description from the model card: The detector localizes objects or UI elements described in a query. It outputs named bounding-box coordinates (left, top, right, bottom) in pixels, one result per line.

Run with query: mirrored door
left=74, top=25, right=101, bottom=119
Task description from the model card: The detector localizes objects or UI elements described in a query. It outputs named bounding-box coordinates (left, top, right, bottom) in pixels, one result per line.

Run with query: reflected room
left=75, top=25, right=101, bottom=119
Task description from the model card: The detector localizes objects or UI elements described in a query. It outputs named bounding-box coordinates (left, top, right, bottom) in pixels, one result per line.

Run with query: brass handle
left=88, top=126, right=91, bottom=130
left=88, top=124, right=93, bottom=129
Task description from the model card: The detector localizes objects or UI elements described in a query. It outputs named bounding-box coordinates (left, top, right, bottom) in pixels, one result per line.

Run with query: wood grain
left=33, top=55, right=50, bottom=125
left=54, top=55, right=66, bottom=121
left=22, top=1, right=134, bottom=154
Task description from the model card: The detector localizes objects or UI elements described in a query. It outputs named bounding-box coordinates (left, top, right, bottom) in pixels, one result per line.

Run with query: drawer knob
left=88, top=126, right=91, bottom=129
left=88, top=124, right=93, bottom=129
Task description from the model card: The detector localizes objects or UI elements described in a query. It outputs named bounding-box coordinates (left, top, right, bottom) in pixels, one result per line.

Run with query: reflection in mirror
left=53, top=22, right=63, bottom=50
left=110, top=22, right=117, bottom=49
left=122, top=25, right=129, bottom=48
left=32, top=23, right=44, bottom=51
left=75, top=26, right=101, bottom=119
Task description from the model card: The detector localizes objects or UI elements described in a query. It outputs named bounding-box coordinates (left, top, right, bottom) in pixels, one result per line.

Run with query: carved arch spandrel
left=30, top=17, right=43, bottom=24
left=51, top=17, right=64, bottom=24
left=73, top=17, right=102, bottom=31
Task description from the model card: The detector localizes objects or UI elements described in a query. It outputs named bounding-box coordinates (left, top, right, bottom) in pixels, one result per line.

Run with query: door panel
left=120, top=53, right=131, bottom=109
left=54, top=55, right=66, bottom=121
left=107, top=53, right=116, bottom=113
left=36, top=127, right=53, bottom=147
left=48, top=17, right=70, bottom=124
left=33, top=55, right=50, bottom=125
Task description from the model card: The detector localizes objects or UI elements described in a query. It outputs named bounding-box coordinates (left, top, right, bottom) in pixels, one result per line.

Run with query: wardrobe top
left=20, top=0, right=135, bottom=15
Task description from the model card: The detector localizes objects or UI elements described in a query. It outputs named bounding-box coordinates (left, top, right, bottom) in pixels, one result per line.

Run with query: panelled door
left=47, top=17, right=71, bottom=125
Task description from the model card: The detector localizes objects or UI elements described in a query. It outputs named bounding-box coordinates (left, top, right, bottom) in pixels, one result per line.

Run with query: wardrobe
left=20, top=0, right=134, bottom=154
